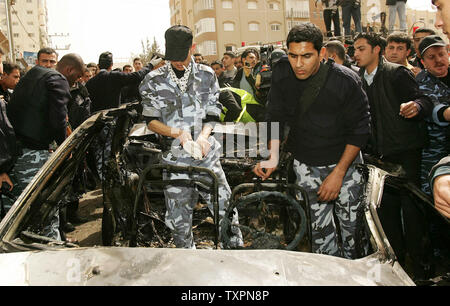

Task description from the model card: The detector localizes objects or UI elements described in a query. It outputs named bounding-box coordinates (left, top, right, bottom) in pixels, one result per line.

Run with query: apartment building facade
left=0, top=0, right=49, bottom=60
left=170, top=0, right=321, bottom=62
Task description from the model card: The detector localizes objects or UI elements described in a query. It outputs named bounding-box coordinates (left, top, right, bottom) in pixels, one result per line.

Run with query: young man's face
left=36, top=53, right=57, bottom=69
left=243, top=52, right=258, bottom=68
left=81, top=70, right=93, bottom=83
left=194, top=55, right=203, bottom=63
left=123, top=66, right=133, bottom=73
left=413, top=32, right=433, bottom=58
left=211, top=64, right=224, bottom=77
left=133, top=60, right=143, bottom=71
left=422, top=46, right=449, bottom=78
left=385, top=41, right=410, bottom=65
left=222, top=55, right=234, bottom=68
left=434, top=0, right=450, bottom=39
left=354, top=38, right=380, bottom=69
left=234, top=56, right=243, bottom=69
left=2, top=68, right=20, bottom=89
left=287, top=41, right=321, bottom=80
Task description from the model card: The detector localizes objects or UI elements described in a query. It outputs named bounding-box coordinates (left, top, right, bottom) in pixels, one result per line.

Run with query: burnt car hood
left=0, top=247, right=414, bottom=286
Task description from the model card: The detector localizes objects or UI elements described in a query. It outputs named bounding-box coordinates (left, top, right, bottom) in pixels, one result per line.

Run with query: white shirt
left=364, top=67, right=378, bottom=86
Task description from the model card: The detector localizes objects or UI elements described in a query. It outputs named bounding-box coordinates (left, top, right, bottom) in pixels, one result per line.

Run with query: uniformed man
left=254, top=23, right=371, bottom=259
left=415, top=35, right=450, bottom=195
left=139, top=25, right=243, bottom=249
left=7, top=53, right=85, bottom=239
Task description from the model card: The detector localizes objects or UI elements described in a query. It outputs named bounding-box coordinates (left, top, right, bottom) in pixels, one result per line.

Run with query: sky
left=46, top=0, right=435, bottom=64
left=46, top=0, right=171, bottom=64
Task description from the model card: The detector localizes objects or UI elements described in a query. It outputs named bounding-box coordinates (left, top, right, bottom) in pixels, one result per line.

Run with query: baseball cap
left=165, top=25, right=193, bottom=62
left=419, top=35, right=447, bottom=57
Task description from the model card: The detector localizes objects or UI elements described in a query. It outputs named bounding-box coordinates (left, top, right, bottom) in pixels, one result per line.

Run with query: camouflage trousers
left=162, top=137, right=243, bottom=249
left=293, top=156, right=367, bottom=259
left=2, top=148, right=61, bottom=240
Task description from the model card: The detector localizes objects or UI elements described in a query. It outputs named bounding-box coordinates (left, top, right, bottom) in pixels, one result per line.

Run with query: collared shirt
left=364, top=67, right=378, bottom=86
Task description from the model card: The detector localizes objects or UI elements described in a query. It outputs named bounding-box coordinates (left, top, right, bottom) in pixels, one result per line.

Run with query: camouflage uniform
left=140, top=59, right=243, bottom=249
left=293, top=154, right=367, bottom=259
left=4, top=148, right=60, bottom=240
left=416, top=69, right=450, bottom=195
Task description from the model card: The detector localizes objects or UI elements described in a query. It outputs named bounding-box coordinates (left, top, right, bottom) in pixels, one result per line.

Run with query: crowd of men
left=0, top=0, right=448, bottom=281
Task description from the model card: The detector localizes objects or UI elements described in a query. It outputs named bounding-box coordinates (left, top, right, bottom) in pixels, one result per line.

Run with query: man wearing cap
left=139, top=25, right=243, bottom=249
left=416, top=35, right=450, bottom=195
left=354, top=32, right=434, bottom=279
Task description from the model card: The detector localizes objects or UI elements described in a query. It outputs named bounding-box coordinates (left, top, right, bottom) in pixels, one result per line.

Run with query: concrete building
left=169, top=0, right=439, bottom=62
left=0, top=0, right=49, bottom=61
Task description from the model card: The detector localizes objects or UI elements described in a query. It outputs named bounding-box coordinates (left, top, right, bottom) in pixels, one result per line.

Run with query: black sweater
left=266, top=57, right=371, bottom=166
left=86, top=66, right=151, bottom=113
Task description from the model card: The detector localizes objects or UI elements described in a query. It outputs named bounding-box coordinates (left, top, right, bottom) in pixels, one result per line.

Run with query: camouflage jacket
left=139, top=58, right=221, bottom=134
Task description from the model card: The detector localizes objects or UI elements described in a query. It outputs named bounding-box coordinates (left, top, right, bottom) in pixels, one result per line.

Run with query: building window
left=194, top=0, right=214, bottom=14
left=222, top=0, right=232, bottom=9
left=223, top=22, right=234, bottom=31
left=269, top=2, right=279, bottom=10
left=195, top=18, right=216, bottom=36
left=27, top=21, right=34, bottom=26
left=28, top=33, right=35, bottom=37
left=248, top=1, right=257, bottom=9
left=249, top=22, right=259, bottom=31
left=27, top=10, right=33, bottom=14
left=13, top=33, right=19, bottom=38
left=197, top=40, right=217, bottom=56
left=286, top=0, right=309, bottom=18
left=271, top=23, right=281, bottom=31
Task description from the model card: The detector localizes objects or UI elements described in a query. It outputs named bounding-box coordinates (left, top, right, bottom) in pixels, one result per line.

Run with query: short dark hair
left=57, top=53, right=85, bottom=72
left=87, top=62, right=97, bottom=68
left=123, top=64, right=132, bottom=70
left=37, top=47, right=58, bottom=60
left=133, top=57, right=142, bottom=63
left=414, top=28, right=436, bottom=36
left=223, top=51, right=235, bottom=58
left=193, top=53, right=203, bottom=58
left=98, top=51, right=113, bottom=69
left=211, top=60, right=223, bottom=68
left=287, top=23, right=323, bottom=53
left=241, top=47, right=260, bottom=60
left=324, top=41, right=346, bottom=61
left=354, top=32, right=385, bottom=54
left=2, top=62, right=20, bottom=74
left=387, top=32, right=412, bottom=50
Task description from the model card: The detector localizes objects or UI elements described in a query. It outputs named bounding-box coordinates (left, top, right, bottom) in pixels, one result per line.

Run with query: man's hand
left=176, top=129, right=193, bottom=147
left=433, top=174, right=450, bottom=218
left=411, top=66, right=422, bottom=77
left=317, top=169, right=345, bottom=202
left=195, top=135, right=211, bottom=157
left=399, top=101, right=419, bottom=119
left=253, top=158, right=278, bottom=181
left=0, top=173, right=13, bottom=191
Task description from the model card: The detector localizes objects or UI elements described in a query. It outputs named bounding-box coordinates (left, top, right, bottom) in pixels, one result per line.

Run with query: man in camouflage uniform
left=254, top=24, right=371, bottom=259
left=140, top=25, right=243, bottom=249
left=416, top=35, right=450, bottom=195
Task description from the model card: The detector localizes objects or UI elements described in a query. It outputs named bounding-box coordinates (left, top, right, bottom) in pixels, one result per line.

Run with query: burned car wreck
left=0, top=103, right=448, bottom=286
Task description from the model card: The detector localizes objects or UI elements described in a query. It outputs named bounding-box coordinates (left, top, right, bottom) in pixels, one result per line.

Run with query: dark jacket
left=86, top=66, right=151, bottom=113
left=8, top=65, right=70, bottom=149
left=68, top=82, right=91, bottom=130
left=0, top=98, right=17, bottom=173
left=360, top=57, right=432, bottom=157
left=267, top=57, right=371, bottom=166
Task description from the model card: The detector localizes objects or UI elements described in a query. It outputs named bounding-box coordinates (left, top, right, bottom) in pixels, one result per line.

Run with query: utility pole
left=4, top=0, right=15, bottom=62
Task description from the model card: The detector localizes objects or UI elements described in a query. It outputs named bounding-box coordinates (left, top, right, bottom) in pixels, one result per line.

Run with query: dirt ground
left=66, top=189, right=103, bottom=247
